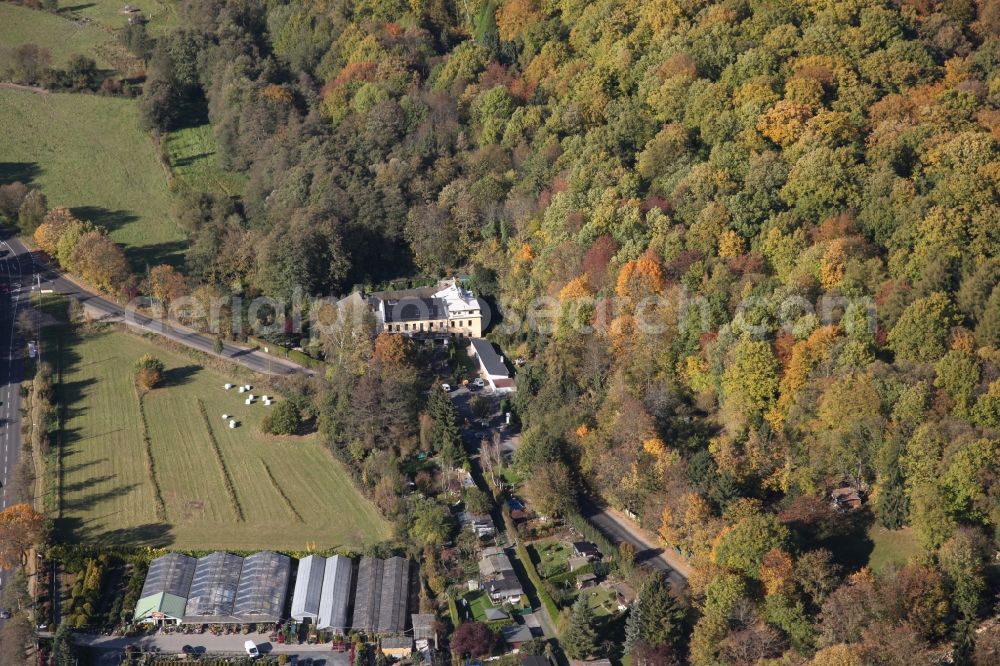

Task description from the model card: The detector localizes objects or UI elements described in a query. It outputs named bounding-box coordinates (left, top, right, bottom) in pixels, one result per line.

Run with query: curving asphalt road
left=2, top=235, right=306, bottom=378
left=578, top=497, right=690, bottom=588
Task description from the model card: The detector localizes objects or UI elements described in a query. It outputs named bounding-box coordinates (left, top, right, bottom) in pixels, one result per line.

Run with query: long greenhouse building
left=135, top=552, right=409, bottom=635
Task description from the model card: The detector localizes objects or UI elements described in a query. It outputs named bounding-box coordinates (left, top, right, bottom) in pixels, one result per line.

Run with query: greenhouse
left=133, top=553, right=197, bottom=625
left=233, top=551, right=291, bottom=623
left=290, top=554, right=353, bottom=631
left=353, top=556, right=409, bottom=634
left=318, top=555, right=352, bottom=632
left=290, top=555, right=326, bottom=622
left=183, top=552, right=244, bottom=623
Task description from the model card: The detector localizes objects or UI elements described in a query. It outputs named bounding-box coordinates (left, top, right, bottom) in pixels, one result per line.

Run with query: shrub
left=134, top=354, right=164, bottom=391
left=262, top=401, right=300, bottom=436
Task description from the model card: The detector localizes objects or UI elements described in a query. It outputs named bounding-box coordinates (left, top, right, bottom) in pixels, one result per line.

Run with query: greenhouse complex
left=133, top=552, right=412, bottom=636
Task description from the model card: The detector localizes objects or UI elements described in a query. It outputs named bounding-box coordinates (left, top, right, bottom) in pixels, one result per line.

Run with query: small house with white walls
left=469, top=338, right=515, bottom=393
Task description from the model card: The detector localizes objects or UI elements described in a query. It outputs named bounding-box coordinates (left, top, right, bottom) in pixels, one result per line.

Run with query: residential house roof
left=411, top=613, right=435, bottom=641
left=485, top=571, right=524, bottom=597
left=382, top=636, right=413, bottom=650
left=572, top=541, right=600, bottom=557
left=502, top=623, right=534, bottom=646
left=470, top=338, right=509, bottom=378
left=521, top=657, right=549, bottom=666
left=484, top=607, right=509, bottom=621
left=479, top=551, right=514, bottom=578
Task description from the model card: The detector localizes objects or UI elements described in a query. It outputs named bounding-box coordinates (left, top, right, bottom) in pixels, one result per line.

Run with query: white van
left=244, top=640, right=259, bottom=657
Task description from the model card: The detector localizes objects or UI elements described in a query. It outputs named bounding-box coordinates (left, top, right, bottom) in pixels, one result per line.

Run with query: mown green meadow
left=164, top=124, right=246, bottom=197
left=47, top=326, right=391, bottom=550
left=0, top=4, right=115, bottom=72
left=0, top=89, right=186, bottom=267
left=66, top=0, right=179, bottom=38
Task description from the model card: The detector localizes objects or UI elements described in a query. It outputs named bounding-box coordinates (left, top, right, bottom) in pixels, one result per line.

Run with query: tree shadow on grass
left=70, top=206, right=139, bottom=236
left=162, top=364, right=200, bottom=388
left=172, top=152, right=214, bottom=168
left=125, top=239, right=188, bottom=272
left=58, top=3, right=97, bottom=13
left=818, top=509, right=876, bottom=572
left=61, top=481, right=141, bottom=513
left=61, top=457, right=107, bottom=476
left=98, top=522, right=175, bottom=548
left=0, top=162, right=42, bottom=186
left=56, top=517, right=175, bottom=548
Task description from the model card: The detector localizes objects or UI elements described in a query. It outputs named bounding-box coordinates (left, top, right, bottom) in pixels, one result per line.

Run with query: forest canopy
left=128, top=0, right=1000, bottom=662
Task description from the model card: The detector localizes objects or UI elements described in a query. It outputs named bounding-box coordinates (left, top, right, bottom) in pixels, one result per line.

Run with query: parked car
left=441, top=383, right=452, bottom=392
left=244, top=640, right=259, bottom=657
left=472, top=377, right=486, bottom=387
left=0, top=608, right=12, bottom=619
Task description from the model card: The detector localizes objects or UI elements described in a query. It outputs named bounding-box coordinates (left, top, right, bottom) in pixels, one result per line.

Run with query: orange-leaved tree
left=0, top=503, right=48, bottom=568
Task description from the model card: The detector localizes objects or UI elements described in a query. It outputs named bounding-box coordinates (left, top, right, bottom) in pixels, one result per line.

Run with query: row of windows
left=385, top=320, right=475, bottom=332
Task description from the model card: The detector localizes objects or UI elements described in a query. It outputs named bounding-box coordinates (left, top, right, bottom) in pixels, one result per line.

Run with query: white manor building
left=340, top=279, right=484, bottom=339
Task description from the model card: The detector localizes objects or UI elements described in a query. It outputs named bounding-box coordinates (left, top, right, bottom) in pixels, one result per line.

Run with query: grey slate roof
left=382, top=297, right=447, bottom=323
left=411, top=613, right=435, bottom=641
left=470, top=338, right=509, bottom=377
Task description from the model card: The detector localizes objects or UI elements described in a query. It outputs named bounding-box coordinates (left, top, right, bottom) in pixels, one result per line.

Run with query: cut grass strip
left=196, top=398, right=244, bottom=522
left=261, top=461, right=303, bottom=523
left=135, top=388, right=166, bottom=521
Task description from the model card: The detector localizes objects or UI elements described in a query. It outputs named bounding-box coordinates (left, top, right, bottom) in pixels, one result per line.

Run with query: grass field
left=164, top=124, right=246, bottom=197
left=0, top=4, right=115, bottom=72
left=868, top=525, right=922, bottom=573
left=64, top=0, right=179, bottom=38
left=47, top=326, right=391, bottom=550
left=0, top=89, right=186, bottom=267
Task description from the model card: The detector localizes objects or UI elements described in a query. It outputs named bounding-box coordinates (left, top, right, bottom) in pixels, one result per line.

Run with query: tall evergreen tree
left=625, top=574, right=687, bottom=655
left=563, top=596, right=601, bottom=660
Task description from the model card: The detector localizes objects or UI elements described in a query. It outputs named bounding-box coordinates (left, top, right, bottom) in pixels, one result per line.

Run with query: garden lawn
left=579, top=585, right=618, bottom=618
left=0, top=4, right=115, bottom=72
left=532, top=539, right=574, bottom=579
left=0, top=89, right=185, bottom=268
left=48, top=326, right=391, bottom=550
left=164, top=124, right=246, bottom=197
left=463, top=590, right=498, bottom=623
left=868, top=525, right=922, bottom=573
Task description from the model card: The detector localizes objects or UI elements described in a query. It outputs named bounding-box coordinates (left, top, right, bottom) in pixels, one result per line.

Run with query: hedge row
left=514, top=540, right=560, bottom=624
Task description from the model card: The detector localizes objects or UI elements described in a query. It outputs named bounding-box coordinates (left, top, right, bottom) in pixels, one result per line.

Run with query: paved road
left=578, top=498, right=690, bottom=587
left=3, top=235, right=305, bottom=377
left=0, top=234, right=29, bottom=607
